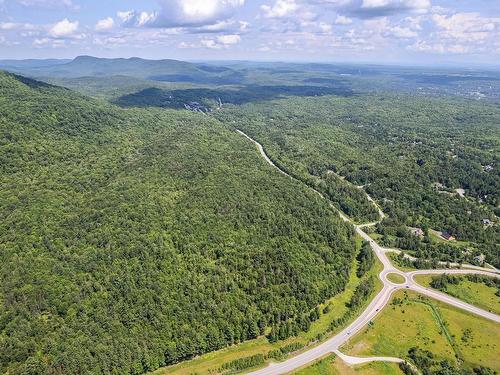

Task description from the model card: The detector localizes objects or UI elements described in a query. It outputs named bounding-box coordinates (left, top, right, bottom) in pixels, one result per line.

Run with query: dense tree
left=216, top=93, right=499, bottom=266
left=0, top=72, right=356, bottom=374
left=356, top=241, right=375, bottom=277
left=400, top=347, right=497, bottom=375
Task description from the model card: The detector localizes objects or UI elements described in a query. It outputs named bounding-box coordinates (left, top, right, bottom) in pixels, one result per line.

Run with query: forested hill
left=0, top=71, right=355, bottom=374
left=0, top=56, right=244, bottom=84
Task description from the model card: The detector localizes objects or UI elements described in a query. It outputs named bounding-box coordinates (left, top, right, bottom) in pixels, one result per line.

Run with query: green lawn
left=414, top=275, right=500, bottom=315
left=428, top=229, right=471, bottom=248
left=386, top=273, right=406, bottom=284
left=154, top=235, right=384, bottom=374
left=341, top=290, right=500, bottom=371
left=293, top=355, right=403, bottom=375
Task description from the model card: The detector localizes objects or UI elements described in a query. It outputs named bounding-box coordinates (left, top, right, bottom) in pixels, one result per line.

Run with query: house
left=410, top=228, right=424, bottom=237
left=474, top=254, right=485, bottom=265
left=482, top=218, right=493, bottom=226
left=483, top=164, right=493, bottom=172
left=441, top=232, right=455, bottom=241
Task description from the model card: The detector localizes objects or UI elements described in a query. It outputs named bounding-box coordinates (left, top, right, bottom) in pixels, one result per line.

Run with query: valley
left=0, top=56, right=498, bottom=375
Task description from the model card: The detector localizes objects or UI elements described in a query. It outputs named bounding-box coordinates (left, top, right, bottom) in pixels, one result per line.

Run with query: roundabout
left=385, top=272, right=406, bottom=285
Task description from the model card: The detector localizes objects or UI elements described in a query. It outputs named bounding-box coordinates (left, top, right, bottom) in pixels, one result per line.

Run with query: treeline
left=267, top=342, right=304, bottom=360
left=220, top=354, right=265, bottom=373
left=356, top=241, right=374, bottom=277
left=219, top=342, right=305, bottom=373
left=399, top=347, right=495, bottom=375
left=347, top=277, right=375, bottom=309
left=430, top=274, right=500, bottom=296
left=392, top=252, right=446, bottom=270
left=329, top=276, right=376, bottom=332
left=0, top=72, right=357, bottom=374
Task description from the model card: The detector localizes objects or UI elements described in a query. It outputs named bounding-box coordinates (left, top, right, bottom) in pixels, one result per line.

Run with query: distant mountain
left=0, top=58, right=71, bottom=70
left=0, top=55, right=245, bottom=84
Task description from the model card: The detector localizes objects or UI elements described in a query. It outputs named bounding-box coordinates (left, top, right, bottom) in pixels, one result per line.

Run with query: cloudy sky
left=1, top=0, right=499, bottom=64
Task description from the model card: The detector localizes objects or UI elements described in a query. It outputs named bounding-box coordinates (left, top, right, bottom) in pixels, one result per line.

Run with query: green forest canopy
left=0, top=72, right=355, bottom=374
left=216, top=94, right=500, bottom=266
left=1, top=66, right=499, bottom=374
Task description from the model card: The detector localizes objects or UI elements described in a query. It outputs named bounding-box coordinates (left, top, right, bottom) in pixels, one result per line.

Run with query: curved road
left=236, top=130, right=499, bottom=374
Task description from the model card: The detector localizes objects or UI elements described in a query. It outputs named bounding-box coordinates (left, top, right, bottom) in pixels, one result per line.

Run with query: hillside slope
left=0, top=72, right=355, bottom=374
left=1, top=56, right=244, bottom=84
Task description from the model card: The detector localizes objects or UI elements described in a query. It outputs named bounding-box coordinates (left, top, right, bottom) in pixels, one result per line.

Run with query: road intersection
left=237, top=129, right=500, bottom=375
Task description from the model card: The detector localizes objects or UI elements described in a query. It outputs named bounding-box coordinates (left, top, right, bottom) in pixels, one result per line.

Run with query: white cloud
left=407, top=40, right=468, bottom=54
left=335, top=15, right=352, bottom=25
left=93, top=35, right=127, bottom=46
left=361, top=0, right=430, bottom=11
left=33, top=37, right=66, bottom=48
left=318, top=22, right=332, bottom=33
left=201, top=38, right=221, bottom=48
left=95, top=17, right=114, bottom=31
left=193, top=20, right=236, bottom=33
left=351, top=0, right=431, bottom=17
left=137, top=12, right=157, bottom=27
left=239, top=21, right=250, bottom=31
left=389, top=25, right=417, bottom=38
left=199, top=33, right=241, bottom=48
left=33, top=37, right=51, bottom=45
left=217, top=33, right=240, bottom=44
left=261, top=0, right=298, bottom=18
left=14, top=0, right=78, bottom=9
left=0, top=22, right=18, bottom=30
left=403, top=16, right=423, bottom=31
left=117, top=10, right=134, bottom=23
left=178, top=41, right=195, bottom=48
left=0, top=22, right=36, bottom=30
left=49, top=18, right=79, bottom=38
left=432, top=13, right=499, bottom=42
left=120, top=0, right=245, bottom=28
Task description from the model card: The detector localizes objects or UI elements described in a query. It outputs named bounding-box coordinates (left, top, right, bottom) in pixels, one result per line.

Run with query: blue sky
left=0, top=0, right=499, bottom=64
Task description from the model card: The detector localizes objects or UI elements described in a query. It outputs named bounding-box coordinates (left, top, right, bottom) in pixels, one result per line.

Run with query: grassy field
left=428, top=229, right=471, bottom=248
left=386, top=273, right=406, bottom=284
left=414, top=275, right=500, bottom=315
left=293, top=355, right=403, bottom=375
left=341, top=290, right=500, bottom=371
left=153, top=235, right=384, bottom=374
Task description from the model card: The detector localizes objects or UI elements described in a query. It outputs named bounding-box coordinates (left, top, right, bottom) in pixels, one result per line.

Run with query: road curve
left=237, top=129, right=499, bottom=375
left=236, top=130, right=292, bottom=179
left=333, top=350, right=403, bottom=365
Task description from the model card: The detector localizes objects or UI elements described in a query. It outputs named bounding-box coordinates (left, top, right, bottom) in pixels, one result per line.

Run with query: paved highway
left=237, top=130, right=499, bottom=374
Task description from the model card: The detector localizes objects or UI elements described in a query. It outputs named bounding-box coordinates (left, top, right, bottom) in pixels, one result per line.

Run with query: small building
left=474, top=254, right=485, bottom=264
left=482, top=219, right=493, bottom=226
left=483, top=165, right=493, bottom=172
left=410, top=228, right=424, bottom=237
left=441, top=232, right=455, bottom=241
